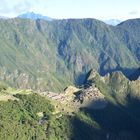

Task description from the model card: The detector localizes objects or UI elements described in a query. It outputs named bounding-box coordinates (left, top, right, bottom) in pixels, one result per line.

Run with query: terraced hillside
left=0, top=70, right=140, bottom=140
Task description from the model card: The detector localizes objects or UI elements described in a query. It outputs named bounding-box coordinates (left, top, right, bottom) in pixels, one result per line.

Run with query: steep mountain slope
left=0, top=70, right=140, bottom=140
left=0, top=19, right=72, bottom=92
left=114, top=18, right=140, bottom=62
left=87, top=70, right=140, bottom=108
left=0, top=18, right=139, bottom=91
left=82, top=69, right=140, bottom=139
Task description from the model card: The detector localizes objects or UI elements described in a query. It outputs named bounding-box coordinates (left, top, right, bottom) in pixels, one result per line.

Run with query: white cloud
left=0, top=0, right=39, bottom=17
left=0, top=0, right=140, bottom=20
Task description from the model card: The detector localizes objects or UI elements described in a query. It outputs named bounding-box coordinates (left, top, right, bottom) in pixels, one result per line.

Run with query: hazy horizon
left=0, top=0, right=140, bottom=21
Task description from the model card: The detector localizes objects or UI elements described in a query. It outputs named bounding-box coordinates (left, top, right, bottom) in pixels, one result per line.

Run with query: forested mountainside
left=0, top=70, right=140, bottom=140
left=0, top=18, right=140, bottom=91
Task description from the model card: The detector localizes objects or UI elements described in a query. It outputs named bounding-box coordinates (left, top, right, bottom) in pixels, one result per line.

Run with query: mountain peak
left=18, top=12, right=53, bottom=21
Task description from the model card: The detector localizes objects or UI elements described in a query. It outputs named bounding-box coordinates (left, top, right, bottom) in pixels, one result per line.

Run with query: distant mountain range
left=18, top=12, right=53, bottom=21
left=0, top=16, right=8, bottom=19
left=103, top=19, right=122, bottom=25
left=18, top=12, right=122, bottom=26
left=1, top=12, right=122, bottom=26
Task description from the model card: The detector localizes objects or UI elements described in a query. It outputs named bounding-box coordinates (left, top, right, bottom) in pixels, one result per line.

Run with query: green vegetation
left=0, top=92, right=53, bottom=140
left=0, top=17, right=140, bottom=139
left=1, top=69, right=140, bottom=139
left=0, top=18, right=140, bottom=91
left=0, top=82, right=8, bottom=92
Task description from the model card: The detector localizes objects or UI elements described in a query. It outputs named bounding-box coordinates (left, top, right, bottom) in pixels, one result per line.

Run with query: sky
left=0, top=0, right=140, bottom=20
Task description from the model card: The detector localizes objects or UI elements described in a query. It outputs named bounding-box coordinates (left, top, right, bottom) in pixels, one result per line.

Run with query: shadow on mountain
left=75, top=73, right=88, bottom=85
left=99, top=65, right=138, bottom=80
left=76, top=66, right=139, bottom=86
left=129, top=67, right=140, bottom=80
left=71, top=97, right=140, bottom=140
left=70, top=116, right=106, bottom=140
